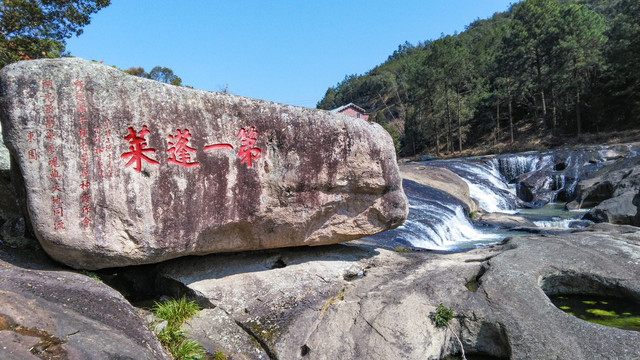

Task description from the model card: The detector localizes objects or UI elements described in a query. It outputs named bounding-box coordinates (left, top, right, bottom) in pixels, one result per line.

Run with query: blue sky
left=66, top=1, right=516, bottom=108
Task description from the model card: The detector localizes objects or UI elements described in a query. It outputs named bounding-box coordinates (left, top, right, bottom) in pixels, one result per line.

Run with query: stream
left=361, top=147, right=628, bottom=251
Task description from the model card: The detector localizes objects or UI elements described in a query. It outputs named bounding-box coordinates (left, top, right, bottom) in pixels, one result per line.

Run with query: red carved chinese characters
left=74, top=79, right=91, bottom=228
left=104, top=118, right=113, bottom=177
left=121, top=125, right=159, bottom=172
left=236, top=126, right=261, bottom=168
left=42, top=79, right=65, bottom=231
left=167, top=129, right=199, bottom=167
left=203, top=143, right=233, bottom=152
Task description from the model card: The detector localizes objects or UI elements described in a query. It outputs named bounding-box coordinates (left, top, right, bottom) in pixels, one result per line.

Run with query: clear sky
left=65, top=1, right=516, bottom=108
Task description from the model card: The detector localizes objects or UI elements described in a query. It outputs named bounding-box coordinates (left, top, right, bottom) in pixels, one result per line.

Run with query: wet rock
left=0, top=58, right=407, bottom=269
left=566, top=159, right=640, bottom=226
left=399, top=163, right=479, bottom=213
left=584, top=191, right=640, bottom=226
left=503, top=144, right=639, bottom=208
left=0, top=245, right=171, bottom=360
left=476, top=212, right=535, bottom=228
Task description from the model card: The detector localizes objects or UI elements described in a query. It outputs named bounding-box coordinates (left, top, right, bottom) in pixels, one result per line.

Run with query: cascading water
left=497, top=154, right=544, bottom=183
left=364, top=180, right=502, bottom=250
left=362, top=145, right=636, bottom=252
left=429, top=159, right=520, bottom=213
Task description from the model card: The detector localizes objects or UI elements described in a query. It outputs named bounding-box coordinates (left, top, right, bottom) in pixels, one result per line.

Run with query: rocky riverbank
left=1, top=59, right=639, bottom=359
left=3, top=219, right=639, bottom=359
left=3, top=152, right=640, bottom=359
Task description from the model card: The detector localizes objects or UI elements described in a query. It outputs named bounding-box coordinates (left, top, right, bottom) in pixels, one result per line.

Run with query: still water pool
left=549, top=294, right=640, bottom=331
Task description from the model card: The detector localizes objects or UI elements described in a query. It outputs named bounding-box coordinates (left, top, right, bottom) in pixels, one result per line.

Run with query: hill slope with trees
left=316, top=0, right=640, bottom=157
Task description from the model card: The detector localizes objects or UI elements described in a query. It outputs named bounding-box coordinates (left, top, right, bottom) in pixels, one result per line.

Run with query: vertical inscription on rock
left=41, top=79, right=66, bottom=231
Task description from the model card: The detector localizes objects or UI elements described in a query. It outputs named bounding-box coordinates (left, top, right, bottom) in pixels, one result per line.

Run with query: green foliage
left=212, top=351, right=229, bottom=360
left=156, top=327, right=205, bottom=360
left=153, top=296, right=200, bottom=328
left=80, top=270, right=102, bottom=282
left=152, top=296, right=206, bottom=360
left=149, top=66, right=182, bottom=86
left=0, top=0, right=110, bottom=68
left=316, top=0, right=640, bottom=153
left=124, top=66, right=183, bottom=86
left=433, top=304, right=454, bottom=327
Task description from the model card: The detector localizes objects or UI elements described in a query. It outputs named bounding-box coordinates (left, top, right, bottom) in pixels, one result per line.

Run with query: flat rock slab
left=0, top=245, right=170, bottom=360
left=0, top=58, right=407, bottom=269
left=157, top=225, right=640, bottom=359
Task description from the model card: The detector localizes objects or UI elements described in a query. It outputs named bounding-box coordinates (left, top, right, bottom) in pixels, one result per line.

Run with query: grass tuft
left=153, top=296, right=200, bottom=328
left=151, top=296, right=207, bottom=360
left=80, top=270, right=102, bottom=282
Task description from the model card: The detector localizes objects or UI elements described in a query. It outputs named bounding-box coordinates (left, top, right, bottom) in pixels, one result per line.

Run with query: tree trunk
left=496, top=100, right=501, bottom=141
left=540, top=89, right=547, bottom=130
left=456, top=89, right=462, bottom=153
left=535, top=47, right=547, bottom=131
left=508, top=96, right=514, bottom=143
left=446, top=93, right=452, bottom=154
left=576, top=88, right=582, bottom=137
left=434, top=113, right=441, bottom=156
left=552, top=88, right=557, bottom=136
left=507, top=81, right=514, bottom=143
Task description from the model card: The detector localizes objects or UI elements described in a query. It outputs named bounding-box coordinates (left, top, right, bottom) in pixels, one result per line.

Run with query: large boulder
left=566, top=158, right=640, bottom=226
left=0, top=58, right=408, bottom=269
left=583, top=191, right=640, bottom=225
left=0, top=245, right=171, bottom=360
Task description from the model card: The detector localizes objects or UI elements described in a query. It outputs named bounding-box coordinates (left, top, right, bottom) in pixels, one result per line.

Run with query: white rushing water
left=398, top=198, right=502, bottom=250
left=435, top=159, right=521, bottom=213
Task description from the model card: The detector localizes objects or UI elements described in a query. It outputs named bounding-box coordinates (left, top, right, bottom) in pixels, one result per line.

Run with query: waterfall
left=429, top=159, right=520, bottom=213
left=497, top=154, right=540, bottom=183
left=533, top=218, right=592, bottom=229
left=366, top=180, right=503, bottom=251
left=363, top=145, right=634, bottom=252
left=399, top=197, right=501, bottom=250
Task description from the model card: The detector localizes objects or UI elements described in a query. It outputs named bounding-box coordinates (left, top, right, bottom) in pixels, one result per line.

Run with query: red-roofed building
left=331, top=103, right=369, bottom=121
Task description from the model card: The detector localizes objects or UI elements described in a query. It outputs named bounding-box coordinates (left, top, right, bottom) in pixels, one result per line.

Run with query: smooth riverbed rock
left=399, top=163, right=479, bottom=213
left=0, top=244, right=171, bottom=360
left=0, top=58, right=407, bottom=269
left=566, top=158, right=640, bottom=226
left=153, top=223, right=640, bottom=359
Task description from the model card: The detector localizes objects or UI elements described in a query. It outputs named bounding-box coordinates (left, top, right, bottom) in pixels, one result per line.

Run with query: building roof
left=330, top=103, right=367, bottom=114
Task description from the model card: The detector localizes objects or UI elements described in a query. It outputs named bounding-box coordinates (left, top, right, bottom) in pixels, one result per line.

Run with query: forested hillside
left=316, top=0, right=640, bottom=156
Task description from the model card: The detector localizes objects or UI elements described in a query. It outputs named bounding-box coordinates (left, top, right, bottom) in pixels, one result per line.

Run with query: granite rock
left=0, top=58, right=407, bottom=269
left=155, top=224, right=640, bottom=360
left=0, top=245, right=171, bottom=360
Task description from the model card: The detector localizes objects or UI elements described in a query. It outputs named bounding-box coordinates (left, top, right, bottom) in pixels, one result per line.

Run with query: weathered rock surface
left=399, top=163, right=479, bottom=213
left=0, top=244, right=171, bottom=360
left=154, top=224, right=640, bottom=360
left=0, top=58, right=407, bottom=269
left=499, top=144, right=638, bottom=207
left=584, top=190, right=640, bottom=225
left=563, top=157, right=640, bottom=226
left=475, top=212, right=535, bottom=228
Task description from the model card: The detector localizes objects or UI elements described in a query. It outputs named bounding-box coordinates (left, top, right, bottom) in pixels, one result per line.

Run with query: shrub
left=433, top=303, right=454, bottom=327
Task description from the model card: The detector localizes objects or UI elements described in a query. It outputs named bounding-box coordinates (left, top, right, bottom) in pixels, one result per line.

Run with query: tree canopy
left=124, top=66, right=183, bottom=86
left=317, top=0, right=640, bottom=156
left=0, top=0, right=110, bottom=67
